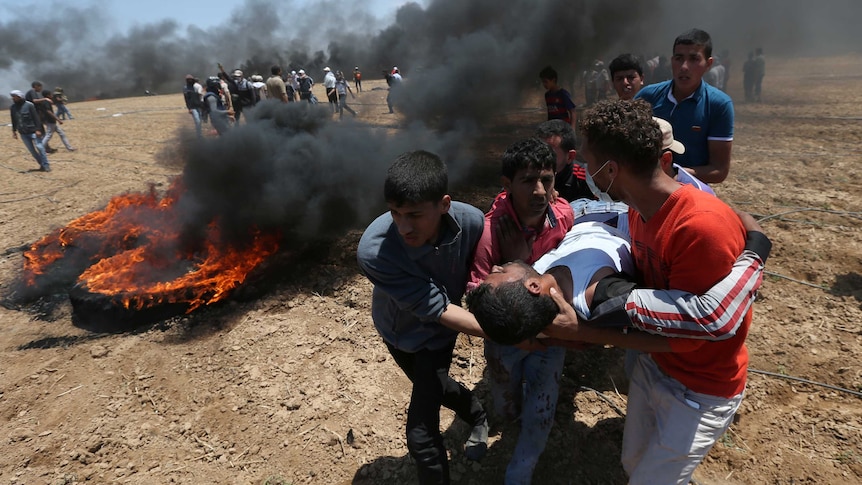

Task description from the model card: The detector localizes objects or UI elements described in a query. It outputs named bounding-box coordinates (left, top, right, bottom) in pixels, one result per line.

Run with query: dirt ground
left=1, top=56, right=861, bottom=485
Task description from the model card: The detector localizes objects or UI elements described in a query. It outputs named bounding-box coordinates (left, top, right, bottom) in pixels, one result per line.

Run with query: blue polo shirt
left=636, top=80, right=734, bottom=168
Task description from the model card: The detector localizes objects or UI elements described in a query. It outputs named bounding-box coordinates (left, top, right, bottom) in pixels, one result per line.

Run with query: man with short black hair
left=535, top=119, right=593, bottom=202
left=9, top=90, right=51, bottom=172
left=40, top=89, right=75, bottom=152
left=577, top=98, right=752, bottom=483
left=357, top=151, right=489, bottom=484
left=266, top=65, right=289, bottom=103
left=183, top=74, right=204, bottom=138
left=608, top=53, right=645, bottom=100
left=467, top=137, right=574, bottom=484
left=636, top=29, right=734, bottom=184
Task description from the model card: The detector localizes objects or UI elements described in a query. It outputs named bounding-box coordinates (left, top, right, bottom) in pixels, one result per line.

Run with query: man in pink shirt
left=467, top=137, right=574, bottom=484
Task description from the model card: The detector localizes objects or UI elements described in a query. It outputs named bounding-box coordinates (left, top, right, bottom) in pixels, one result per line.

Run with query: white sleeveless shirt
left=532, top=222, right=634, bottom=318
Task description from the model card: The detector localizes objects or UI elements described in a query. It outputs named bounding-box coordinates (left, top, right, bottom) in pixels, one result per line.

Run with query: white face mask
left=585, top=160, right=616, bottom=202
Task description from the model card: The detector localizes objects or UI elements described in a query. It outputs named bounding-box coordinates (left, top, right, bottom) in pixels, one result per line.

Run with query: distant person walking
left=297, top=70, right=315, bottom=103
left=353, top=66, right=362, bottom=92
left=53, top=87, right=73, bottom=120
left=334, top=71, right=357, bottom=118
left=183, top=74, right=204, bottom=138
left=9, top=90, right=51, bottom=172
left=40, top=89, right=76, bottom=152
left=250, top=75, right=267, bottom=103
left=25, top=81, right=55, bottom=153
left=323, top=67, right=338, bottom=113
left=202, top=76, right=234, bottom=136
left=742, top=52, right=756, bottom=102
left=753, top=47, right=766, bottom=102
left=266, top=65, right=290, bottom=103
left=387, top=67, right=402, bottom=114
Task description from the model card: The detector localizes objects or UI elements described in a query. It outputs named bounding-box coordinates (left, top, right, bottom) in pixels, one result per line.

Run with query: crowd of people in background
left=180, top=63, right=403, bottom=138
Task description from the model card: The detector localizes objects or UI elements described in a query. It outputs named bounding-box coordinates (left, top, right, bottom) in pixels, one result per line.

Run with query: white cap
left=298, top=69, right=305, bottom=75
left=653, top=117, right=685, bottom=154
left=323, top=67, right=331, bottom=72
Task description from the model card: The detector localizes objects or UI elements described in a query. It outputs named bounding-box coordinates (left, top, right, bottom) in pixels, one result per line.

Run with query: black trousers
left=385, top=340, right=486, bottom=485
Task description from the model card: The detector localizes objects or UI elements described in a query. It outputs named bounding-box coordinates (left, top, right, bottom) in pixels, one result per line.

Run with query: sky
left=103, top=0, right=410, bottom=32
left=1, top=0, right=860, bottom=103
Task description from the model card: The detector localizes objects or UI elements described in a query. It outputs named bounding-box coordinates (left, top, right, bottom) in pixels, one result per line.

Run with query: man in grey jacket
left=357, top=151, right=488, bottom=484
left=9, top=90, right=51, bottom=172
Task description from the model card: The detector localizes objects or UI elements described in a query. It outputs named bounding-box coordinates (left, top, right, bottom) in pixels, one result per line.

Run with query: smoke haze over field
left=1, top=0, right=860, bottom=110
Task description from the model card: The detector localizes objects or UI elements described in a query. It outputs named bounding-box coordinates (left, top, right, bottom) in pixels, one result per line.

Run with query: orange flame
left=22, top=178, right=280, bottom=312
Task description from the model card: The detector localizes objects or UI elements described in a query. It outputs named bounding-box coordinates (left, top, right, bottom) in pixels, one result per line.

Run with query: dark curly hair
left=578, top=99, right=662, bottom=179
left=500, top=137, right=556, bottom=180
left=466, top=279, right=558, bottom=345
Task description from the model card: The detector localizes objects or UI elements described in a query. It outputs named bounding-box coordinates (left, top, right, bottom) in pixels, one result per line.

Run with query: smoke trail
left=176, top=101, right=476, bottom=247
left=2, top=0, right=860, bottom=107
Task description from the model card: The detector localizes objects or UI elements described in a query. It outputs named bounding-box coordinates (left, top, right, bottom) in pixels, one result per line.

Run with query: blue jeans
left=56, top=104, right=73, bottom=119
left=189, top=109, right=202, bottom=138
left=20, top=133, right=50, bottom=170
left=485, top=341, right=565, bottom=484
left=43, top=123, right=73, bottom=150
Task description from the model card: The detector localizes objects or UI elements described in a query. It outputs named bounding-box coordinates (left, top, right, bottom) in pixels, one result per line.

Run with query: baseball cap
left=654, top=117, right=685, bottom=154
left=323, top=67, right=331, bottom=72
left=298, top=69, right=305, bottom=75
left=232, top=69, right=243, bottom=77
left=10, top=90, right=24, bottom=98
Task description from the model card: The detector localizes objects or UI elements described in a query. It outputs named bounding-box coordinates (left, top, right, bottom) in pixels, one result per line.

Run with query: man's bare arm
left=685, top=139, right=731, bottom=183
left=544, top=287, right=673, bottom=352
left=439, top=304, right=487, bottom=338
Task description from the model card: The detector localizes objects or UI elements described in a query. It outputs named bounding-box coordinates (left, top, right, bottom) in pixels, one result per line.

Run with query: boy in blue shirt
left=540, top=66, right=577, bottom=128
left=357, top=151, right=488, bottom=484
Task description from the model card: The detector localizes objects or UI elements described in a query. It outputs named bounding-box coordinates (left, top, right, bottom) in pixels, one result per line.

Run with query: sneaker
left=40, top=166, right=51, bottom=172
left=67, top=147, right=77, bottom=152
left=46, top=147, right=58, bottom=154
left=464, top=417, right=489, bottom=461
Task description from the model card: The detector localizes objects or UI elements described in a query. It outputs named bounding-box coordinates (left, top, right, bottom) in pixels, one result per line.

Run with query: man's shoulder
left=450, top=201, right=484, bottom=226
left=675, top=186, right=739, bottom=226
left=703, top=82, right=733, bottom=105
left=637, top=81, right=670, bottom=100
left=358, top=212, right=395, bottom=256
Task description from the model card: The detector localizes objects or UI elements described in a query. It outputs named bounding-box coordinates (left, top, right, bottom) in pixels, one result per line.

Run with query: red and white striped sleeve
left=624, top=249, right=764, bottom=340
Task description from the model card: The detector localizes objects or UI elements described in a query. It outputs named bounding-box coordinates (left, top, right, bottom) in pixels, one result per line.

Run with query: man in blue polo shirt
left=636, top=29, right=734, bottom=184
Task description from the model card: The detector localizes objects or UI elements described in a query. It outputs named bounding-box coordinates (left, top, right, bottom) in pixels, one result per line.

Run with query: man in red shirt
left=572, top=98, right=750, bottom=483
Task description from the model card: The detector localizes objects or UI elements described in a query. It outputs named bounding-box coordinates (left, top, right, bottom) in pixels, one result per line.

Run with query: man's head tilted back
left=466, top=261, right=557, bottom=345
